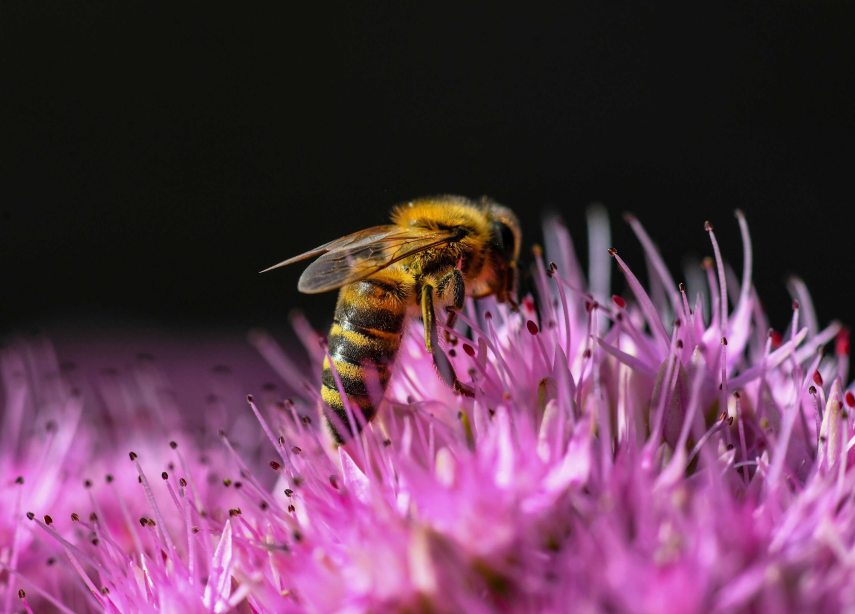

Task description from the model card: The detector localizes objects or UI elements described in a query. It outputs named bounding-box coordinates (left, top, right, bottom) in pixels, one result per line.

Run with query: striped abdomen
left=321, top=275, right=407, bottom=440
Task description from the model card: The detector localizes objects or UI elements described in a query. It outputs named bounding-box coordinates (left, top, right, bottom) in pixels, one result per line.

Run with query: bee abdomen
left=333, top=303, right=405, bottom=335
left=321, top=296, right=405, bottom=440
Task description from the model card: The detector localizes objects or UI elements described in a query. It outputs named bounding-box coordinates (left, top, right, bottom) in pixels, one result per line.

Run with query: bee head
left=486, top=203, right=521, bottom=262
left=485, top=201, right=522, bottom=300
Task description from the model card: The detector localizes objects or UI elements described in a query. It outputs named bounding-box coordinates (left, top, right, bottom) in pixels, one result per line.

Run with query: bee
left=262, top=195, right=521, bottom=440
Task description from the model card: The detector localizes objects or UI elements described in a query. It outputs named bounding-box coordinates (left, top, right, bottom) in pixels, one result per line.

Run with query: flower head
left=3, top=209, right=855, bottom=612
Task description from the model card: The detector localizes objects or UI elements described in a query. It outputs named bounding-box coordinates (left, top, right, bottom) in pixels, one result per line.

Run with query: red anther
left=836, top=328, right=850, bottom=357
left=813, top=370, right=824, bottom=387
left=704, top=221, right=713, bottom=232
left=526, top=320, right=539, bottom=335
left=462, top=344, right=476, bottom=357
left=607, top=247, right=618, bottom=256
left=611, top=295, right=626, bottom=309
left=769, top=330, right=783, bottom=349
left=846, top=391, right=855, bottom=408
left=792, top=300, right=800, bottom=311
left=523, top=297, right=535, bottom=312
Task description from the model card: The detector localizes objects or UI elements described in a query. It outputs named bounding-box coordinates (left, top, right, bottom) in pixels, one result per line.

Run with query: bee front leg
left=421, top=284, right=475, bottom=397
left=436, top=268, right=465, bottom=344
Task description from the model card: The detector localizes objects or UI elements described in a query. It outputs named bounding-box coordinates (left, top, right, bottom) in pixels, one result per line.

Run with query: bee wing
left=295, top=226, right=461, bottom=294
left=259, top=225, right=394, bottom=273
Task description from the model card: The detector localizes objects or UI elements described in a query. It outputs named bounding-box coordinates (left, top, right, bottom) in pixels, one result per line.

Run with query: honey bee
left=262, top=195, right=521, bottom=440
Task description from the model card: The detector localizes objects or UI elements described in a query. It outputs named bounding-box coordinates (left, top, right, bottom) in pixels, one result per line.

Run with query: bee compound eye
left=492, top=220, right=517, bottom=260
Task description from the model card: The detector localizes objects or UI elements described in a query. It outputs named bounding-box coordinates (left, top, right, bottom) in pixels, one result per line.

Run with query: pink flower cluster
left=2, top=210, right=854, bottom=613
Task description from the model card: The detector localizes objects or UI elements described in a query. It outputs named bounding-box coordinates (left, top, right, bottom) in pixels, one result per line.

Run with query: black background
left=3, top=3, right=853, bottom=337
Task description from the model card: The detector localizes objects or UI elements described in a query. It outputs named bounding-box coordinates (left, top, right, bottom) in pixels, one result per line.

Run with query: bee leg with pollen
left=436, top=268, right=465, bottom=344
left=420, top=284, right=475, bottom=398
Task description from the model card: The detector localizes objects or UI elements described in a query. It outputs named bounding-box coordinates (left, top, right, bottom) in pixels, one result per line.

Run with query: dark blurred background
left=3, top=3, right=853, bottom=337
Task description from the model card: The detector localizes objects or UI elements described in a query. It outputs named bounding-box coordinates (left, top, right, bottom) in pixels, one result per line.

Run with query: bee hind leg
left=421, top=284, right=475, bottom=397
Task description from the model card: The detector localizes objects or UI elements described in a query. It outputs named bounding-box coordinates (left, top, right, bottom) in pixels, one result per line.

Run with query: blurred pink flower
left=3, top=209, right=855, bottom=613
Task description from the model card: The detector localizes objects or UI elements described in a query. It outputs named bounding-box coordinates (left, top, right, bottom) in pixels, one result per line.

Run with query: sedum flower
left=2, top=209, right=855, bottom=612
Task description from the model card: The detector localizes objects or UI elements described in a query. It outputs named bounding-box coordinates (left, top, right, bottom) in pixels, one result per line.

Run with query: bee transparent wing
left=297, top=226, right=460, bottom=294
left=259, top=225, right=393, bottom=273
